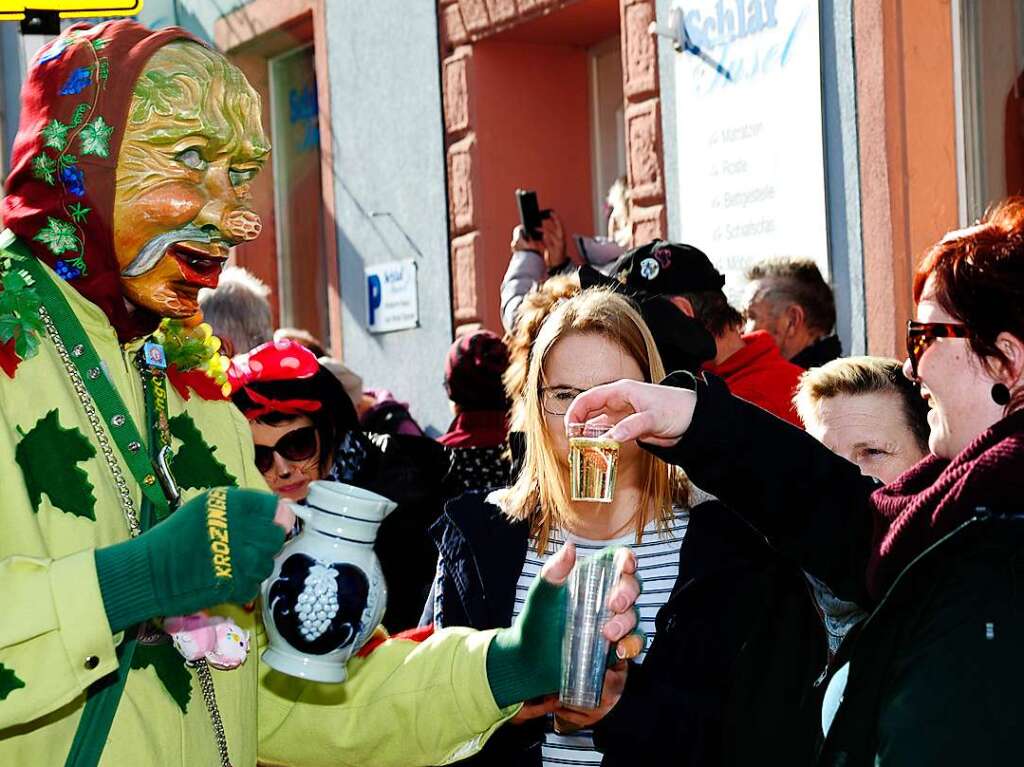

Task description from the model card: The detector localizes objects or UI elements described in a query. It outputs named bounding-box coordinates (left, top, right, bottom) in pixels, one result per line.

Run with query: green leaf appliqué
left=78, top=116, right=113, bottom=158
left=31, top=154, right=57, bottom=185
left=131, top=643, right=192, bottom=714
left=33, top=217, right=79, bottom=256
left=41, top=119, right=69, bottom=151
left=0, top=269, right=44, bottom=361
left=69, top=203, right=90, bottom=223
left=169, top=413, right=236, bottom=492
left=0, top=662, right=26, bottom=701
left=15, top=410, right=97, bottom=520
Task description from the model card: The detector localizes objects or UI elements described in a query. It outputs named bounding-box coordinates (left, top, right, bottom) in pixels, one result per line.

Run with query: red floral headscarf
left=1, top=20, right=205, bottom=342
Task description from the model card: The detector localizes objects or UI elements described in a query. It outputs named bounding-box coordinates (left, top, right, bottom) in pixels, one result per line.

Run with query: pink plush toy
left=165, top=612, right=250, bottom=670
left=207, top=620, right=251, bottom=669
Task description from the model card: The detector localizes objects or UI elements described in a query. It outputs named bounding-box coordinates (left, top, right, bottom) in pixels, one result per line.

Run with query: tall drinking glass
left=558, top=553, right=617, bottom=714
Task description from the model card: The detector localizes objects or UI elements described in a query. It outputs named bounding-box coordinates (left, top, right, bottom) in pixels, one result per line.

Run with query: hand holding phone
left=516, top=189, right=550, bottom=240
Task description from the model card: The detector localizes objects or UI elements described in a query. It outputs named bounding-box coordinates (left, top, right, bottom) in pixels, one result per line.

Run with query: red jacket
left=702, top=331, right=803, bottom=427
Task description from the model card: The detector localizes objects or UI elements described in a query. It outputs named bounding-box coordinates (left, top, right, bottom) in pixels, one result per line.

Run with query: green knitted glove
left=487, top=546, right=638, bottom=708
left=94, top=488, right=284, bottom=632
left=486, top=575, right=567, bottom=708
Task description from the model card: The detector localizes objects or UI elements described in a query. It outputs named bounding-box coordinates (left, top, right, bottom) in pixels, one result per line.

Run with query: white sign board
left=671, top=0, right=829, bottom=300
left=366, top=260, right=418, bottom=333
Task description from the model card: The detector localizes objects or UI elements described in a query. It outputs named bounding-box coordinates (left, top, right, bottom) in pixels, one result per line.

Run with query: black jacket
left=790, top=334, right=842, bottom=370
left=649, top=372, right=1024, bottom=767
left=429, top=491, right=825, bottom=767
left=331, top=432, right=455, bottom=631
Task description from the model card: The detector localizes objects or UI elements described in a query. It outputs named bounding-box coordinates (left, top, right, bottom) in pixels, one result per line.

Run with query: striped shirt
left=511, top=509, right=689, bottom=766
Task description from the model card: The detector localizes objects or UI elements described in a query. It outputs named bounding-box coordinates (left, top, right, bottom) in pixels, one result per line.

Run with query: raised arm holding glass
left=566, top=199, right=1024, bottom=767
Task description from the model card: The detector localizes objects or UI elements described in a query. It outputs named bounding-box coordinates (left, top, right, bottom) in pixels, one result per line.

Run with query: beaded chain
left=39, top=304, right=233, bottom=767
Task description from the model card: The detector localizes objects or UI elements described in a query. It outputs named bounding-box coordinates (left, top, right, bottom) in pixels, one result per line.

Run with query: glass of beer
left=567, top=423, right=619, bottom=503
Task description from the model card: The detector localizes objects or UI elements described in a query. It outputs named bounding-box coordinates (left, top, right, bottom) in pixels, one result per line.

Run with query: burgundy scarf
left=867, top=409, right=1024, bottom=599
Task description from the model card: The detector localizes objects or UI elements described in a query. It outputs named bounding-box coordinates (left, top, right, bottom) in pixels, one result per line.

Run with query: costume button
left=144, top=474, right=157, bottom=486
left=87, top=367, right=101, bottom=380
left=128, top=441, right=142, bottom=453
left=71, top=344, right=85, bottom=357
left=84, top=655, right=99, bottom=670
left=111, top=415, right=126, bottom=427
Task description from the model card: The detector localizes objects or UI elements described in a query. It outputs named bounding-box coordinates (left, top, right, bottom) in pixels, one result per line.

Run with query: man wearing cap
left=615, top=242, right=804, bottom=426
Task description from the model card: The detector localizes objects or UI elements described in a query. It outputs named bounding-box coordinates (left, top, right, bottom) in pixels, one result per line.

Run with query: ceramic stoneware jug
left=260, top=480, right=396, bottom=682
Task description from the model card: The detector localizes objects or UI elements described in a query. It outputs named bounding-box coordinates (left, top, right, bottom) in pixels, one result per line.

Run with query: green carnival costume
left=0, top=20, right=567, bottom=767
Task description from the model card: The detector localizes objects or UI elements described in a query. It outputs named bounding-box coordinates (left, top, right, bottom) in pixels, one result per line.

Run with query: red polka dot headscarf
left=230, top=340, right=325, bottom=420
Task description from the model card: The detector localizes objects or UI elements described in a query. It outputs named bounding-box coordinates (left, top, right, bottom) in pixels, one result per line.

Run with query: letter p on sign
left=367, top=273, right=382, bottom=327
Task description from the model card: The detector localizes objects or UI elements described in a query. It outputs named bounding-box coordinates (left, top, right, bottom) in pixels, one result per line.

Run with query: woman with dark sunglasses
left=231, top=340, right=454, bottom=631
left=565, top=198, right=1024, bottom=767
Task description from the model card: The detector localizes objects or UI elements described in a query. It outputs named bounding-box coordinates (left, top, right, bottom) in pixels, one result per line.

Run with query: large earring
left=991, top=383, right=1011, bottom=406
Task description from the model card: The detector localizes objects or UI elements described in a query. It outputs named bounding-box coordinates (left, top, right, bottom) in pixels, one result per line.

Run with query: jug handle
left=288, top=501, right=312, bottom=524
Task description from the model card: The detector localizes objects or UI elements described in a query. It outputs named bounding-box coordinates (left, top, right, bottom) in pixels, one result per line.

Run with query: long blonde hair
left=503, top=288, right=688, bottom=553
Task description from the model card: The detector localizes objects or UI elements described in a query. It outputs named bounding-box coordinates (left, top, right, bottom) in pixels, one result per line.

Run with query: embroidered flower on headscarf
left=36, top=37, right=71, bottom=67
left=61, top=166, right=85, bottom=197
left=59, top=66, right=92, bottom=96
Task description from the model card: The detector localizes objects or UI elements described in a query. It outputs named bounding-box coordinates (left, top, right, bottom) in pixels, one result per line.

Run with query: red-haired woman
left=567, top=199, right=1024, bottom=766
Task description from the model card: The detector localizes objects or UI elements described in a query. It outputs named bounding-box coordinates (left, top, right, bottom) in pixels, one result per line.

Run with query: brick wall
left=439, top=0, right=666, bottom=332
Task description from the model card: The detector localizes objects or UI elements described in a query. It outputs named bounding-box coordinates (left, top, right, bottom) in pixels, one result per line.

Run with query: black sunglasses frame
left=254, top=425, right=319, bottom=474
left=906, top=320, right=970, bottom=378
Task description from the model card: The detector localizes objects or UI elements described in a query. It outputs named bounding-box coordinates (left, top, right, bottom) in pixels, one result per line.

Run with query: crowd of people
left=191, top=175, right=1017, bottom=767
left=2, top=17, right=1023, bottom=767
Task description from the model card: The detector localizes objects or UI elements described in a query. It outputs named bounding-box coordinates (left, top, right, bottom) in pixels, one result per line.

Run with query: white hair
left=199, top=266, right=273, bottom=354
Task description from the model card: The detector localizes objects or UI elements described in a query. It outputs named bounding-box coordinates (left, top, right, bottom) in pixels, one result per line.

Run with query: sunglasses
left=254, top=425, right=319, bottom=474
left=906, top=320, right=970, bottom=378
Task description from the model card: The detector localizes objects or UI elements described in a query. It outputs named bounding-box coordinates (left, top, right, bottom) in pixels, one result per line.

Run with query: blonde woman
left=428, top=287, right=826, bottom=767
left=428, top=289, right=690, bottom=767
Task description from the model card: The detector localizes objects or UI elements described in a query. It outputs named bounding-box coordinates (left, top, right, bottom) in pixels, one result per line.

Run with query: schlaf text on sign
left=366, top=260, right=418, bottom=334
left=671, top=0, right=829, bottom=301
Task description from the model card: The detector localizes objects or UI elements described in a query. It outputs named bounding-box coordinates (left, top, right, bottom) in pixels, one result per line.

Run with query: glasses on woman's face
left=906, top=320, right=970, bottom=378
left=540, top=386, right=586, bottom=416
left=254, top=425, right=319, bottom=474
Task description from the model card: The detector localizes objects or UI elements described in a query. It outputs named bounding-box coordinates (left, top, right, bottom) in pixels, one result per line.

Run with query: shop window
left=589, top=36, right=627, bottom=237
left=955, top=0, right=1024, bottom=219
left=268, top=44, right=330, bottom=343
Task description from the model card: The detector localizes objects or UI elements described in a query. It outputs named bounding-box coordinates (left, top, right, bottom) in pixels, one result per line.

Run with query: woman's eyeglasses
left=254, top=425, right=319, bottom=474
left=540, top=386, right=586, bottom=416
left=906, top=320, right=970, bottom=378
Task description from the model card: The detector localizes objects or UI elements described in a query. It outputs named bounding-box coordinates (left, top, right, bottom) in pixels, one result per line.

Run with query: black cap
left=578, top=265, right=717, bottom=375
left=616, top=240, right=725, bottom=297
